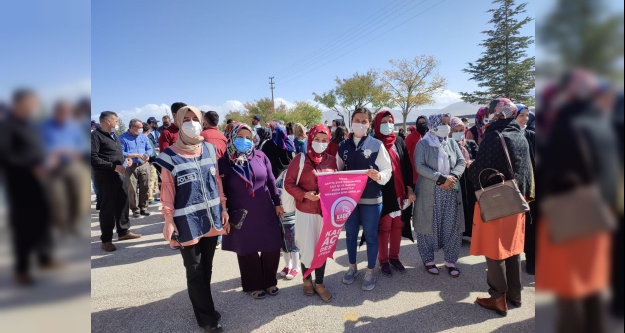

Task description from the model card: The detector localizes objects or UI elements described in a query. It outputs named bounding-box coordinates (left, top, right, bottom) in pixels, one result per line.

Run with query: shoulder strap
left=296, top=153, right=305, bottom=185
left=496, top=132, right=515, bottom=178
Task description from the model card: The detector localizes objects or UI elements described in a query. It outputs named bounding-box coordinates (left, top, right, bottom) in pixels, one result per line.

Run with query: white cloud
left=423, top=89, right=464, bottom=109
left=111, top=100, right=247, bottom=123
left=273, top=97, right=296, bottom=109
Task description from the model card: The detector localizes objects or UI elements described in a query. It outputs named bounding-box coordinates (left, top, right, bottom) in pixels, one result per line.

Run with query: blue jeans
left=345, top=203, right=382, bottom=269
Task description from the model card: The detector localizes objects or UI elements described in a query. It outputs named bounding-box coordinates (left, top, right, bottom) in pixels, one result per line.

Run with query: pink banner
left=304, top=171, right=369, bottom=278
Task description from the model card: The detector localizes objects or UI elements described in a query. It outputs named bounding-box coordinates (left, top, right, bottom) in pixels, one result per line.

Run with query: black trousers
left=301, top=262, right=326, bottom=284
left=524, top=201, right=537, bottom=274
left=180, top=236, right=221, bottom=328
left=93, top=171, right=130, bottom=242
left=486, top=254, right=522, bottom=300
left=236, top=250, right=280, bottom=292
left=8, top=168, right=52, bottom=274
left=612, top=216, right=624, bottom=317
left=556, top=293, right=604, bottom=333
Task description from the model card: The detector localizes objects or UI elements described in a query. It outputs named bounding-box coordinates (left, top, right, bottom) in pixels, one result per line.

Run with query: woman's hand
left=406, top=187, right=417, bottom=204
left=465, top=160, right=472, bottom=168
left=304, top=191, right=320, bottom=201
left=163, top=221, right=178, bottom=242
left=275, top=206, right=285, bottom=220
left=366, top=169, right=381, bottom=181
left=440, top=176, right=456, bottom=190
left=221, top=210, right=229, bottom=234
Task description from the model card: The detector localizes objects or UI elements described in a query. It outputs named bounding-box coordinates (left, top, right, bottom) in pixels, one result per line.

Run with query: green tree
left=539, top=0, right=624, bottom=79
left=244, top=97, right=279, bottom=124
left=313, top=70, right=392, bottom=126
left=381, top=55, right=446, bottom=130
left=221, top=110, right=247, bottom=127
left=461, top=0, right=535, bottom=105
left=115, top=117, right=126, bottom=136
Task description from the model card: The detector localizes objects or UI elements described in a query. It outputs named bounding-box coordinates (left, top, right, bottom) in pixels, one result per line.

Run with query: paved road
left=91, top=201, right=536, bottom=333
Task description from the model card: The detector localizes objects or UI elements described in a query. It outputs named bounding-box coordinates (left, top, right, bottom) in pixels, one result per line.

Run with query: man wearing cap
left=146, top=116, right=161, bottom=148
left=158, top=102, right=187, bottom=152
left=119, top=118, right=153, bottom=218
left=252, top=115, right=261, bottom=131
left=91, top=120, right=99, bottom=132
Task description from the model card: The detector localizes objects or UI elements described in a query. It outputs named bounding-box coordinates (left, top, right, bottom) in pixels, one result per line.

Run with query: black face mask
left=163, top=122, right=170, bottom=127
left=417, top=123, right=428, bottom=136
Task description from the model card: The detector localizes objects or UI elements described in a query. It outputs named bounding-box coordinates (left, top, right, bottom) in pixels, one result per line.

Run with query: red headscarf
left=374, top=110, right=406, bottom=201
left=306, top=124, right=330, bottom=165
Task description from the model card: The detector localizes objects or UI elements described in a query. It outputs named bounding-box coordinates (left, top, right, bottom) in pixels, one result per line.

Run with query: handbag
left=227, top=208, right=248, bottom=230
left=542, top=127, right=617, bottom=243
left=474, top=132, right=530, bottom=222
left=277, top=153, right=305, bottom=213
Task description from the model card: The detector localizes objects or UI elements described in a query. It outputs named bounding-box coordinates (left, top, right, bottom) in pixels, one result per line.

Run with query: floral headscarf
left=428, top=113, right=451, bottom=132
left=226, top=123, right=255, bottom=165
left=450, top=116, right=471, bottom=160
left=306, top=124, right=330, bottom=165
left=255, top=126, right=271, bottom=147
left=475, top=107, right=488, bottom=138
left=272, top=123, right=295, bottom=152
left=487, top=98, right=518, bottom=120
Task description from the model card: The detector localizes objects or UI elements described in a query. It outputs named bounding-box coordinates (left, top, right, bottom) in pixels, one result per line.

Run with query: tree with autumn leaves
left=223, top=98, right=323, bottom=128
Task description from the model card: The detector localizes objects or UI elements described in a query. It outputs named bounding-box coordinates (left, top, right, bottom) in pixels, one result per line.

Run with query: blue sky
left=91, top=0, right=535, bottom=121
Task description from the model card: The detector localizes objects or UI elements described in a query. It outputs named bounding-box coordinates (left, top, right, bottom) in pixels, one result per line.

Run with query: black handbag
left=474, top=132, right=530, bottom=222
left=227, top=208, right=248, bottom=230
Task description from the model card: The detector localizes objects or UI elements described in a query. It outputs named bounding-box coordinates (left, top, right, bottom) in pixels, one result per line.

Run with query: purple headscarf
left=272, top=124, right=295, bottom=152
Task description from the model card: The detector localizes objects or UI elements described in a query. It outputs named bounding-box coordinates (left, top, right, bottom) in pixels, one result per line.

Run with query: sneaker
left=140, top=210, right=151, bottom=216
left=215, top=241, right=222, bottom=249
left=132, top=211, right=140, bottom=218
left=278, top=267, right=290, bottom=278
left=362, top=271, right=377, bottom=291
left=286, top=269, right=298, bottom=280
left=379, top=262, right=392, bottom=277
left=342, top=266, right=359, bottom=285
left=389, top=259, right=407, bottom=273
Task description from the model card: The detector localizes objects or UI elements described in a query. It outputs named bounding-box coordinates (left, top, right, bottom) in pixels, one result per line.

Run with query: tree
left=313, top=70, right=392, bottom=126
left=461, top=0, right=535, bottom=105
left=381, top=55, right=446, bottom=130
left=539, top=0, right=624, bottom=80
left=115, top=118, right=126, bottom=136
left=222, top=110, right=247, bottom=126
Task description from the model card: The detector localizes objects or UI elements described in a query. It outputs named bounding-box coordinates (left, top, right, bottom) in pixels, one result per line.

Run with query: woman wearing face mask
left=218, top=124, right=285, bottom=300
left=450, top=117, right=479, bottom=240
left=336, top=108, right=392, bottom=291
left=373, top=111, right=416, bottom=277
left=284, top=124, right=338, bottom=302
left=261, top=123, right=296, bottom=179
left=156, top=106, right=228, bottom=333
left=405, top=116, right=428, bottom=186
left=467, top=98, right=534, bottom=316
left=413, top=113, right=466, bottom=277
left=466, top=107, right=488, bottom=146
left=515, top=104, right=537, bottom=275
left=327, top=125, right=347, bottom=157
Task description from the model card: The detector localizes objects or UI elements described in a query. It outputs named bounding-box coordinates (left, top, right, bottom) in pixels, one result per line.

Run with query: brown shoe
left=15, top=273, right=35, bottom=287
left=39, top=259, right=66, bottom=271
left=303, top=279, right=315, bottom=296
left=118, top=232, right=142, bottom=241
left=476, top=294, right=508, bottom=317
left=314, top=283, right=333, bottom=303
left=101, top=242, right=117, bottom=252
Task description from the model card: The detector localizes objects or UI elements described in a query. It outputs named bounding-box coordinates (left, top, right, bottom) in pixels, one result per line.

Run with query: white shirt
left=335, top=136, right=392, bottom=186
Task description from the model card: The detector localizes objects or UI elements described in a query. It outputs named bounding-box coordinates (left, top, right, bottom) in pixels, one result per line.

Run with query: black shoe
left=379, top=261, right=392, bottom=277
left=204, top=323, right=223, bottom=333
left=132, top=211, right=140, bottom=218
left=389, top=259, right=407, bottom=273
left=140, top=210, right=151, bottom=216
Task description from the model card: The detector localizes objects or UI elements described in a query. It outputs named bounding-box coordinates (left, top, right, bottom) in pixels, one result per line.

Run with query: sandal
left=314, top=283, right=333, bottom=303
left=266, top=286, right=279, bottom=296
left=424, top=263, right=439, bottom=275
left=249, top=290, right=267, bottom=299
left=446, top=266, right=460, bottom=278
left=303, top=279, right=315, bottom=296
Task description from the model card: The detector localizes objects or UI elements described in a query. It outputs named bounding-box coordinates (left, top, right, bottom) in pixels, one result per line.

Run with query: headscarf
left=226, top=124, right=256, bottom=194
left=306, top=124, right=330, bottom=166
left=374, top=110, right=406, bottom=201
left=487, top=98, right=518, bottom=120
left=474, top=106, right=488, bottom=139
left=255, top=126, right=271, bottom=147
left=407, top=125, right=416, bottom=134
left=450, top=117, right=471, bottom=161
left=271, top=124, right=295, bottom=152
left=424, top=113, right=451, bottom=175
left=173, top=106, right=204, bottom=153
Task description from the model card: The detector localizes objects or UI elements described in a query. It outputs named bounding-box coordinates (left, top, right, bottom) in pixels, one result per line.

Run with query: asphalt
left=90, top=200, right=536, bottom=333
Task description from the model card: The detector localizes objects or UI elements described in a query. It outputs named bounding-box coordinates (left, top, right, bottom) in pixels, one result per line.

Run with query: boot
left=476, top=293, right=508, bottom=317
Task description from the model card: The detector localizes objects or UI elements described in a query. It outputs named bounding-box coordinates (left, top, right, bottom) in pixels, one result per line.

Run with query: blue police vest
left=155, top=143, right=222, bottom=243
left=338, top=135, right=383, bottom=205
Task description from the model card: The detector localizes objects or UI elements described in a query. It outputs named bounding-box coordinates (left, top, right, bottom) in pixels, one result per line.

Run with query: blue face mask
left=233, top=137, right=253, bottom=153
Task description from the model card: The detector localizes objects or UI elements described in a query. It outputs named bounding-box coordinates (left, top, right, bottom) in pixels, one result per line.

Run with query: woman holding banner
left=284, top=124, right=338, bottom=302
left=336, top=108, right=393, bottom=291
left=373, top=110, right=416, bottom=277
left=218, top=124, right=285, bottom=300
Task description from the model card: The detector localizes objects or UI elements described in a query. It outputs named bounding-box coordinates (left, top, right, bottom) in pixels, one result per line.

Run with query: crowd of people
left=87, top=73, right=622, bottom=333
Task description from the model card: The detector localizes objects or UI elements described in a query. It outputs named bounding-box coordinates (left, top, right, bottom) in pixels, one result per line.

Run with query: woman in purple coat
left=218, top=124, right=285, bottom=300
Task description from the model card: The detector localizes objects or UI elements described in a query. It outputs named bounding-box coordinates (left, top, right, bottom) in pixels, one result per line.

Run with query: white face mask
left=137, top=128, right=143, bottom=135
left=379, top=122, right=394, bottom=136
left=352, top=123, right=368, bottom=137
left=182, top=121, right=202, bottom=137
left=433, top=125, right=451, bottom=138
left=312, top=141, right=328, bottom=154
left=451, top=132, right=464, bottom=142
left=113, top=124, right=120, bottom=131
left=331, top=127, right=336, bottom=133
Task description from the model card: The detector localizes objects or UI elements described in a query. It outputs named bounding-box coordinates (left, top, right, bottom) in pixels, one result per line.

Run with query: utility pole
left=269, top=77, right=275, bottom=111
